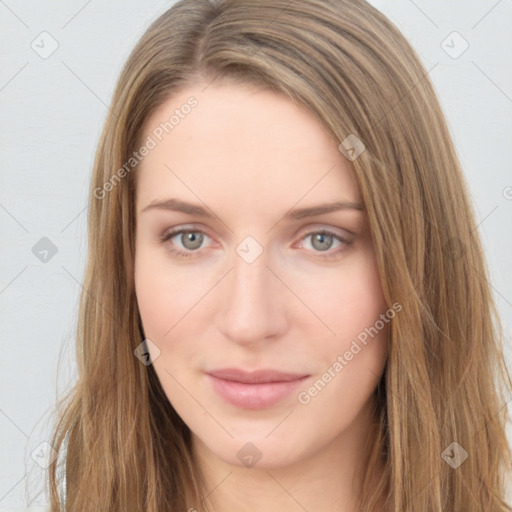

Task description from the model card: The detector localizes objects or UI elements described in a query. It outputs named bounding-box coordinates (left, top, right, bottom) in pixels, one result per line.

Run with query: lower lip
left=207, top=374, right=309, bottom=410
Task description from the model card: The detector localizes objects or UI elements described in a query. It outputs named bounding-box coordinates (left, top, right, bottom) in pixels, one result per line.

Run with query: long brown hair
left=47, top=0, right=512, bottom=510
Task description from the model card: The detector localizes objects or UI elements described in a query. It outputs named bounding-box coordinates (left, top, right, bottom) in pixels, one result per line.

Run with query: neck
left=189, top=394, right=382, bottom=512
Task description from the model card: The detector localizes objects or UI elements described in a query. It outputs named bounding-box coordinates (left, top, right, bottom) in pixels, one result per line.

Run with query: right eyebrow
left=140, top=197, right=363, bottom=219
left=140, top=198, right=215, bottom=217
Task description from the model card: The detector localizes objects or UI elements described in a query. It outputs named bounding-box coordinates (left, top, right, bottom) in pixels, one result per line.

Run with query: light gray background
left=1, top=0, right=511, bottom=509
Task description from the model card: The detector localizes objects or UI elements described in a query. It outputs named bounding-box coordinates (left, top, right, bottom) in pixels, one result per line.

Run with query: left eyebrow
left=140, top=197, right=363, bottom=219
left=284, top=200, right=364, bottom=220
left=140, top=198, right=215, bottom=217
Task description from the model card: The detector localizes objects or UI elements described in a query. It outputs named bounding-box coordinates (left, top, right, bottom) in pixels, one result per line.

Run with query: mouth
left=206, top=368, right=310, bottom=409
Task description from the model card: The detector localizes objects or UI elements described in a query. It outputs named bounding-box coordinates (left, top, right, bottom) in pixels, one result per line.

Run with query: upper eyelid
left=161, top=225, right=351, bottom=247
left=161, top=222, right=352, bottom=236
left=161, top=224, right=350, bottom=238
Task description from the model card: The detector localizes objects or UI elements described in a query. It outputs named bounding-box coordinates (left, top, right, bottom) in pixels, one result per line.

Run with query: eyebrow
left=141, top=197, right=363, bottom=220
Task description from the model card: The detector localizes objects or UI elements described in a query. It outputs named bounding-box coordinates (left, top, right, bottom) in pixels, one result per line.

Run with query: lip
left=206, top=368, right=310, bottom=410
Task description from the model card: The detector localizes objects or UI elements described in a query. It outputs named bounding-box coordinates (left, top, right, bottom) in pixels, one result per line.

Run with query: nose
left=216, top=246, right=288, bottom=346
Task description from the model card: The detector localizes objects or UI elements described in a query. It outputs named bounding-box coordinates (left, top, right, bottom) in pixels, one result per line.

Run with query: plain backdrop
left=1, top=0, right=511, bottom=509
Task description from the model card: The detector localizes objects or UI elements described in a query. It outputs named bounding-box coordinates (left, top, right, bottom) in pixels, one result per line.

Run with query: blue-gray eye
left=179, top=231, right=203, bottom=250
left=310, top=232, right=335, bottom=251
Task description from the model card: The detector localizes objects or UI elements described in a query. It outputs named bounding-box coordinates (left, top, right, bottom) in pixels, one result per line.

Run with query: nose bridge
left=233, top=249, right=271, bottom=303
left=216, top=243, right=286, bottom=343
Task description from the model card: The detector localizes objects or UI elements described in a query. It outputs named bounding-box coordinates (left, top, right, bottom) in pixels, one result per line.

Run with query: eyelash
left=158, top=226, right=352, bottom=260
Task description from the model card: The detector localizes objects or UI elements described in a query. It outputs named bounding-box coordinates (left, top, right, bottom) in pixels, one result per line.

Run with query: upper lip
left=207, top=368, right=309, bottom=384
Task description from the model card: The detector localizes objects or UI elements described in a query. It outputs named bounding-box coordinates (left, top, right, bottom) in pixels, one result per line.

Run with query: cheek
left=134, top=248, right=205, bottom=339
left=134, top=238, right=388, bottom=360
left=294, top=250, right=388, bottom=426
left=298, top=246, right=387, bottom=342
left=135, top=252, right=176, bottom=343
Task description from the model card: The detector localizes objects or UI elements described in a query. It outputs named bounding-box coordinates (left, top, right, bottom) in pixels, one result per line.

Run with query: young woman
left=47, top=0, right=512, bottom=510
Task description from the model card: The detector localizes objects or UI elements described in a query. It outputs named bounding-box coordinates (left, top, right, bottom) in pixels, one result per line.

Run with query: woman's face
left=134, top=81, right=389, bottom=470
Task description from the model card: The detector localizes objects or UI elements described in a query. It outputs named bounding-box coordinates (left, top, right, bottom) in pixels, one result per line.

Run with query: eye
left=158, top=226, right=352, bottom=260
left=159, top=228, right=211, bottom=258
left=299, top=229, right=351, bottom=260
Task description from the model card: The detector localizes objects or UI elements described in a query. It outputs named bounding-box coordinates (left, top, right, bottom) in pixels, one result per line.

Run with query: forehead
left=135, top=82, right=361, bottom=218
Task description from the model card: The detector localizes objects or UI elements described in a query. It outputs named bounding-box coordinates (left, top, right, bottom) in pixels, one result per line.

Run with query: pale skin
left=134, top=81, right=388, bottom=512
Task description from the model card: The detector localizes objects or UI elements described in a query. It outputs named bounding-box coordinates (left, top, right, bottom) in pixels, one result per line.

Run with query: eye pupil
left=182, top=231, right=203, bottom=250
left=312, top=233, right=333, bottom=251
